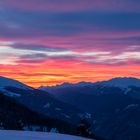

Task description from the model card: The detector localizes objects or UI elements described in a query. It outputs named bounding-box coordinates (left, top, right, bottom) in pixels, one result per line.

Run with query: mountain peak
left=98, top=77, right=140, bottom=88
left=39, top=77, right=140, bottom=90
left=0, top=76, right=32, bottom=90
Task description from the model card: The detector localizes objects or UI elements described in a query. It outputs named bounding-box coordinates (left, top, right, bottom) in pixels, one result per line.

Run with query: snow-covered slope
left=39, top=77, right=140, bottom=140
left=0, top=76, right=85, bottom=125
left=96, top=77, right=140, bottom=88
left=39, top=82, right=93, bottom=91
left=0, top=76, right=33, bottom=90
left=39, top=77, right=140, bottom=99
left=40, top=77, right=140, bottom=92
left=0, top=130, right=93, bottom=140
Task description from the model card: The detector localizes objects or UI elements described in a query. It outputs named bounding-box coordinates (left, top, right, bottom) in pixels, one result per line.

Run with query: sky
left=0, top=0, right=140, bottom=87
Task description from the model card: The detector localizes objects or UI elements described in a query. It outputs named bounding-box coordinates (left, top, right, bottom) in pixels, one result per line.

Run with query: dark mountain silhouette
left=0, top=76, right=87, bottom=135
left=40, top=77, right=140, bottom=140
left=0, top=76, right=85, bottom=125
left=0, top=92, right=74, bottom=134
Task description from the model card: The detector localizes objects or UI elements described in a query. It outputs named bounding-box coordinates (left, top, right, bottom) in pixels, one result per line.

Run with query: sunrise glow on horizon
left=0, top=0, right=140, bottom=87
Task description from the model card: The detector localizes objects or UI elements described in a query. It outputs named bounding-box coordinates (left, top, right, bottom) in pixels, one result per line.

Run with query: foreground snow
left=0, top=130, right=93, bottom=140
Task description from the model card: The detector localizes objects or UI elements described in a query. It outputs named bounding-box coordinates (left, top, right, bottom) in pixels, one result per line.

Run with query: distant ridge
left=39, top=77, right=140, bottom=90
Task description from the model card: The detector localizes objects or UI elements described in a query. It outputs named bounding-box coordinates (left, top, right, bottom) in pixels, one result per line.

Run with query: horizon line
left=0, top=75, right=139, bottom=88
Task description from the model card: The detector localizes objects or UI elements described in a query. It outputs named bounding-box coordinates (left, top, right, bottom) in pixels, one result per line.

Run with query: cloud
left=0, top=8, right=140, bottom=39
left=5, top=72, right=71, bottom=77
left=84, top=52, right=140, bottom=65
left=0, top=0, right=140, bottom=86
left=1, top=0, right=140, bottom=12
left=11, top=44, right=68, bottom=52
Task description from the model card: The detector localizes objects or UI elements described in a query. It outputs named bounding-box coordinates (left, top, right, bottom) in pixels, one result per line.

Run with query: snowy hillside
left=96, top=77, right=140, bottom=88
left=40, top=77, right=140, bottom=91
left=0, top=130, right=93, bottom=140
left=0, top=76, right=85, bottom=131
left=39, top=77, right=140, bottom=140
left=0, top=76, right=33, bottom=90
left=39, top=77, right=140, bottom=98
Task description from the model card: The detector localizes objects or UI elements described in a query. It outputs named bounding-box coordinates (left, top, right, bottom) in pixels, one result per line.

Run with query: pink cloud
left=2, top=0, right=140, bottom=12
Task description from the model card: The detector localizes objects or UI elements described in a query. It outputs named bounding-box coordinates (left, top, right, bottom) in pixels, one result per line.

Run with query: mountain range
left=0, top=76, right=86, bottom=135
left=0, top=76, right=140, bottom=140
left=39, top=77, right=140, bottom=140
